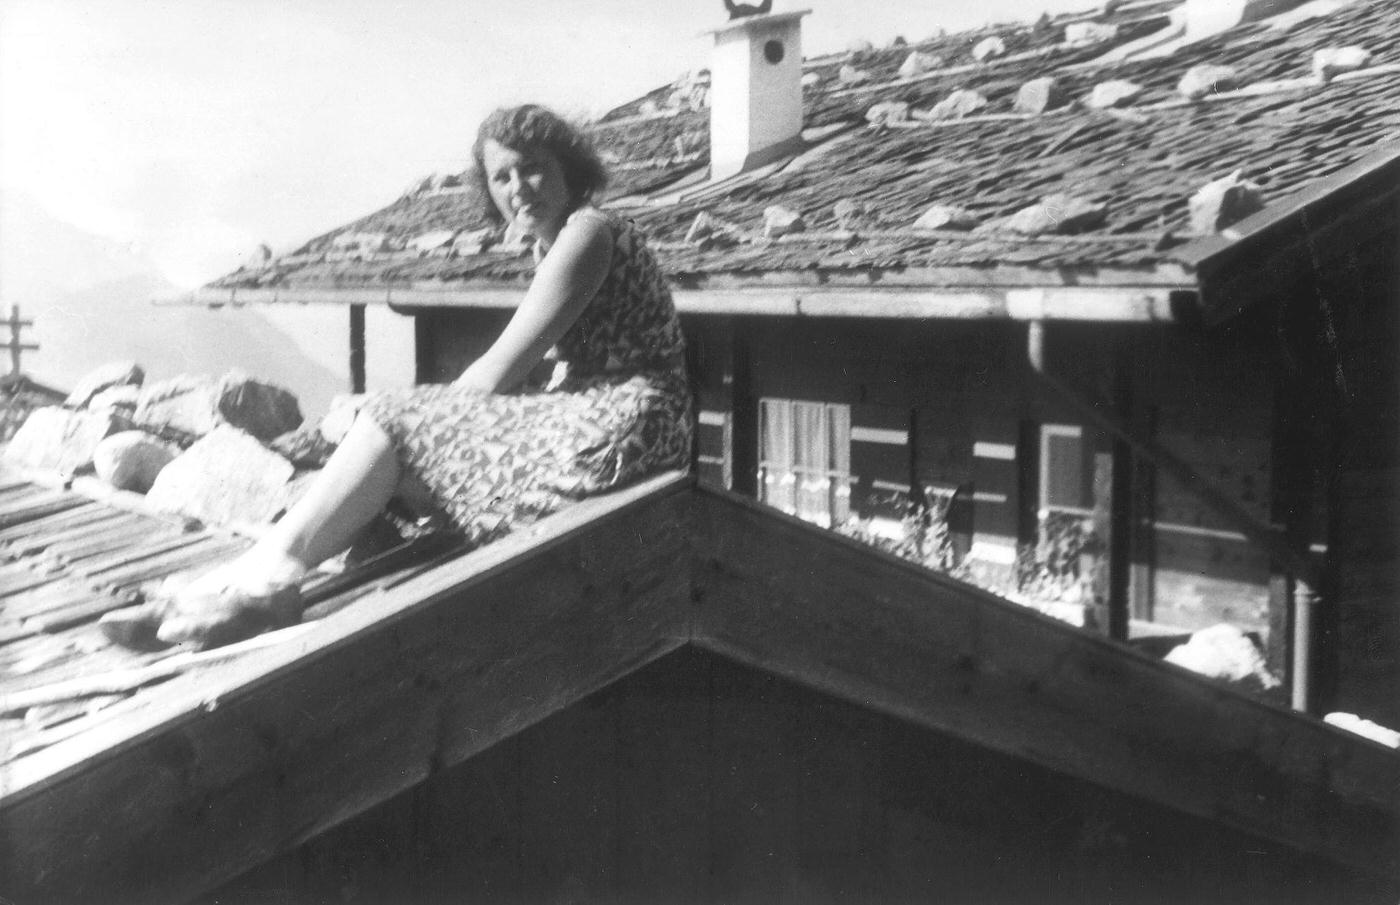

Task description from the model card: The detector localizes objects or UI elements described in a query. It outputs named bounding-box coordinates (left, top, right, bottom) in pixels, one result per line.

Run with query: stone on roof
left=133, top=372, right=302, bottom=444
left=4, top=407, right=123, bottom=475
left=1313, top=45, right=1371, bottom=82
left=146, top=425, right=296, bottom=528
left=865, top=100, right=911, bottom=126
left=93, top=431, right=179, bottom=494
left=762, top=205, right=806, bottom=239
left=1002, top=194, right=1107, bottom=235
left=66, top=361, right=143, bottom=409
left=1014, top=76, right=1070, bottom=114
left=1064, top=21, right=1119, bottom=46
left=897, top=50, right=942, bottom=79
left=1085, top=79, right=1144, bottom=109
left=1188, top=170, right=1264, bottom=233
left=1177, top=63, right=1240, bottom=100
left=838, top=64, right=871, bottom=86
left=924, top=88, right=989, bottom=120
left=971, top=36, right=1007, bottom=61
left=913, top=204, right=981, bottom=231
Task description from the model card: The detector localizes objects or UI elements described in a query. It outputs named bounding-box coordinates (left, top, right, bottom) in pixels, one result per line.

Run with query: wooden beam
left=348, top=304, right=366, bottom=394
left=170, top=282, right=1188, bottom=323
left=686, top=487, right=1399, bottom=882
left=0, top=473, right=694, bottom=905
left=728, top=321, right=758, bottom=498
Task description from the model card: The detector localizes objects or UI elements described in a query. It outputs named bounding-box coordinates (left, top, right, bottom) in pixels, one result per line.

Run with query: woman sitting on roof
left=105, top=104, right=693, bottom=649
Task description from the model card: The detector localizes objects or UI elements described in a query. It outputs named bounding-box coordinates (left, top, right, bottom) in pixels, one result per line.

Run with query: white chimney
left=1180, top=0, right=1307, bottom=41
left=707, top=10, right=811, bottom=181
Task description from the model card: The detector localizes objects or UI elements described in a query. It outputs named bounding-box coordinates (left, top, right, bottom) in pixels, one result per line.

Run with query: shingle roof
left=207, top=0, right=1400, bottom=293
left=0, top=467, right=458, bottom=764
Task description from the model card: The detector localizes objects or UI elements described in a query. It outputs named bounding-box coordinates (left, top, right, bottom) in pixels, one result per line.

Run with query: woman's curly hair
left=471, top=105, right=609, bottom=223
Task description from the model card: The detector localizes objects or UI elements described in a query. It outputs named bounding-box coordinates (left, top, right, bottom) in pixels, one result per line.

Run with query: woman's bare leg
left=178, top=416, right=403, bottom=594
left=258, top=415, right=403, bottom=572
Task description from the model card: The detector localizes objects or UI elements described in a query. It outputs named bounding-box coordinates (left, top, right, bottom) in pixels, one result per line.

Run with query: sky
left=0, top=0, right=1098, bottom=288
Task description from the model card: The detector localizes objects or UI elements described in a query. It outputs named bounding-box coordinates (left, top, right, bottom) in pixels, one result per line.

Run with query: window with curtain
left=759, top=398, right=852, bottom=527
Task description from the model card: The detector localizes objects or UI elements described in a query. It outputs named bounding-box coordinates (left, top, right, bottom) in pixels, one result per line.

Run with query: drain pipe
left=1025, top=321, right=1318, bottom=703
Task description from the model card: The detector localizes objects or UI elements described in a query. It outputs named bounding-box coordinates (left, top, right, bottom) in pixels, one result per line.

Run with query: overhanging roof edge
left=174, top=283, right=1193, bottom=322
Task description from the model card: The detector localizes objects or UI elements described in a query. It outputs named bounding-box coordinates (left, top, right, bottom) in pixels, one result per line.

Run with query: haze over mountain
left=0, top=192, right=354, bottom=417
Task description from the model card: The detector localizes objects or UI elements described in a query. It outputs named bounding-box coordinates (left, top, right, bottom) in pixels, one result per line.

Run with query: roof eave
left=1178, top=142, right=1400, bottom=326
left=174, top=266, right=1198, bottom=324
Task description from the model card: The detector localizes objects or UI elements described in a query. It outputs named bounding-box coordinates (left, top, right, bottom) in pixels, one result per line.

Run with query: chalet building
left=3, top=1, right=1398, bottom=903
left=196, top=0, right=1399, bottom=722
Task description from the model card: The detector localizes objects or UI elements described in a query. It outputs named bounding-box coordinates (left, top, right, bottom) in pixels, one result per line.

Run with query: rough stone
left=1003, top=194, right=1107, bottom=235
left=865, top=100, right=911, bottom=126
left=846, top=38, right=875, bottom=56
left=1063, top=21, right=1118, bottom=45
left=88, top=385, right=142, bottom=414
left=913, top=204, right=981, bottom=231
left=925, top=89, right=988, bottom=120
left=837, top=64, right=871, bottom=86
left=133, top=371, right=302, bottom=443
left=407, top=230, right=456, bottom=255
left=332, top=231, right=387, bottom=253
left=897, top=50, right=942, bottom=79
left=1164, top=624, right=1279, bottom=689
left=1085, top=79, right=1144, bottom=109
left=4, top=407, right=123, bottom=475
left=146, top=425, right=296, bottom=528
left=684, top=211, right=743, bottom=246
left=451, top=227, right=495, bottom=257
left=1189, top=170, right=1264, bottom=233
left=1177, top=64, right=1239, bottom=100
left=66, top=360, right=144, bottom=409
left=93, top=430, right=179, bottom=493
left=1014, top=76, right=1069, bottom=114
left=800, top=71, right=825, bottom=89
left=1312, top=46, right=1371, bottom=82
left=762, top=205, right=807, bottom=239
left=240, top=244, right=273, bottom=272
left=833, top=199, right=868, bottom=230
left=971, top=36, right=1007, bottom=61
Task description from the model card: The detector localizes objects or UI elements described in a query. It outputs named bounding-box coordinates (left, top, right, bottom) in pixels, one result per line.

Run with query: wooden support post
left=349, top=304, right=367, bottom=394
left=1105, top=332, right=1135, bottom=641
left=728, top=319, right=758, bottom=498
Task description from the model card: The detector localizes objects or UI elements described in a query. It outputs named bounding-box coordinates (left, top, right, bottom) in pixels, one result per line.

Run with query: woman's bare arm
left=454, top=212, right=612, bottom=393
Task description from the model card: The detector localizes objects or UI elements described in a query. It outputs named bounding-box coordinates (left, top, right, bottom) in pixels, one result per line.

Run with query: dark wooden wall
left=1320, top=222, right=1400, bottom=725
left=405, top=293, right=1399, bottom=717
left=206, top=647, right=1387, bottom=905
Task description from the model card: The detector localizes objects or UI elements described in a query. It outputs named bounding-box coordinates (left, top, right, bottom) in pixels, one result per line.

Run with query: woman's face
left=481, top=139, right=571, bottom=240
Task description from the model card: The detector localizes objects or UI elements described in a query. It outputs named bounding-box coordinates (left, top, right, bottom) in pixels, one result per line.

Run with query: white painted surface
left=709, top=12, right=809, bottom=179
left=973, top=441, right=1017, bottom=460
left=851, top=426, right=908, bottom=445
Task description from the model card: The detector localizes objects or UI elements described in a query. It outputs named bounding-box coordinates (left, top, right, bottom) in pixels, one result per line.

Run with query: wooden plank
left=0, top=472, right=693, bottom=905
left=189, top=282, right=1187, bottom=319
left=686, top=487, right=1399, bottom=881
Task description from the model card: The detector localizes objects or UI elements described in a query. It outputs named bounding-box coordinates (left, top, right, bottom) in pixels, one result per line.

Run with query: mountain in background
left=0, top=192, right=349, bottom=418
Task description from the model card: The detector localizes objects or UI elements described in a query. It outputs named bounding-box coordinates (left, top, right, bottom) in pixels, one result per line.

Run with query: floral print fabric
left=361, top=210, right=692, bottom=545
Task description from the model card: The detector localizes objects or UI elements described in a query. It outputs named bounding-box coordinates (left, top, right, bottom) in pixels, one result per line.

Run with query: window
left=759, top=398, right=851, bottom=527
left=1039, top=423, right=1091, bottom=516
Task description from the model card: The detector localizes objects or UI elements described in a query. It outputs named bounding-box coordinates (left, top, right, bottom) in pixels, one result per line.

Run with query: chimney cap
left=703, top=9, right=811, bottom=38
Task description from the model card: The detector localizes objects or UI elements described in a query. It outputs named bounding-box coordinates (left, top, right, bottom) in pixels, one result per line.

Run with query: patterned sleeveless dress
left=360, top=208, right=692, bottom=546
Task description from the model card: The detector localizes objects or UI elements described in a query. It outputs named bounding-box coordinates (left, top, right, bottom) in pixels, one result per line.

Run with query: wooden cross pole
left=5, top=305, right=38, bottom=378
